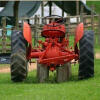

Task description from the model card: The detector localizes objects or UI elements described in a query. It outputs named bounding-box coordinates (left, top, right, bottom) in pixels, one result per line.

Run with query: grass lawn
left=0, top=32, right=100, bottom=100
left=0, top=59, right=100, bottom=100
left=0, top=2, right=100, bottom=99
left=0, top=35, right=100, bottom=100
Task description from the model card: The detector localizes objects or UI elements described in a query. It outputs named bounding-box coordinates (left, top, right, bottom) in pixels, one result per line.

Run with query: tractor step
left=0, top=53, right=11, bottom=64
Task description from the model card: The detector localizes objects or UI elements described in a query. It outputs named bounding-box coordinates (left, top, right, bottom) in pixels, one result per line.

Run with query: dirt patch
left=0, top=63, right=37, bottom=73
left=0, top=67, right=10, bottom=73
left=28, top=63, right=37, bottom=71
left=95, top=52, right=100, bottom=59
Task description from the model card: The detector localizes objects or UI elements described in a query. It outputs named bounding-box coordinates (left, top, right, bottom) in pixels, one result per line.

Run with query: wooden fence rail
left=0, top=12, right=100, bottom=53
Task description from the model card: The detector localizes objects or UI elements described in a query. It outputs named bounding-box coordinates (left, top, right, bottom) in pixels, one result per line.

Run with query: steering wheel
left=43, top=15, right=64, bottom=27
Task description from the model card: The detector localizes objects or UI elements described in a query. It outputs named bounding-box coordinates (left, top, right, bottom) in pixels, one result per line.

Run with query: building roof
left=0, top=1, right=94, bottom=17
left=53, top=1, right=93, bottom=15
left=0, top=1, right=41, bottom=17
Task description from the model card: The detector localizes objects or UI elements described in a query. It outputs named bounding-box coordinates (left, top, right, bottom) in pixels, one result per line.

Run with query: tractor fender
left=23, top=22, right=32, bottom=46
left=74, top=23, right=84, bottom=47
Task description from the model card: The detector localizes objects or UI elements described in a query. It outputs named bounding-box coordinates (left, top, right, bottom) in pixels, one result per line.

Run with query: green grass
left=0, top=31, right=100, bottom=100
left=0, top=59, right=100, bottom=100
left=94, top=34, right=100, bottom=52
left=69, top=34, right=100, bottom=52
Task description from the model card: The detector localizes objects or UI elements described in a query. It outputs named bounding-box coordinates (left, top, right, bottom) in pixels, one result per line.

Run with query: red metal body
left=23, top=22, right=32, bottom=46
left=74, top=23, right=84, bottom=47
left=42, top=22, right=66, bottom=38
left=23, top=21, right=84, bottom=71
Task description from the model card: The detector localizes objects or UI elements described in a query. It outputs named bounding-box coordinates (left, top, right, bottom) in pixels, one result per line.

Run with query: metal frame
left=23, top=20, right=84, bottom=71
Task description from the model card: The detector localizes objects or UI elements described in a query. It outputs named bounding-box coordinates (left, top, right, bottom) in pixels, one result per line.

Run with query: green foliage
left=87, top=1, right=100, bottom=14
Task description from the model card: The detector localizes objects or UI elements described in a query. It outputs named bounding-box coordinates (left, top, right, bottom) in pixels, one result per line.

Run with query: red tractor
left=11, top=15, right=94, bottom=82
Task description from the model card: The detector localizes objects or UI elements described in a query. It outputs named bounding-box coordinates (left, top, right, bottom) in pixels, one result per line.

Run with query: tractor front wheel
left=79, top=30, right=94, bottom=79
left=11, top=30, right=28, bottom=82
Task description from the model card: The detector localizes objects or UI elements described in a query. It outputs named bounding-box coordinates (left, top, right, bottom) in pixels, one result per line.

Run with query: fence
left=0, top=12, right=100, bottom=53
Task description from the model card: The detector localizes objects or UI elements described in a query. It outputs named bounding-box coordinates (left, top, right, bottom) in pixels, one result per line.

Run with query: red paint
left=27, top=38, right=78, bottom=69
left=42, top=22, right=66, bottom=38
left=74, top=23, right=84, bottom=47
left=23, top=22, right=32, bottom=46
left=24, top=21, right=83, bottom=71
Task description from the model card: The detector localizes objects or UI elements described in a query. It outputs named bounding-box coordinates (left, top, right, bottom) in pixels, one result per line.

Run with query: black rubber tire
left=37, top=62, right=49, bottom=83
left=79, top=30, right=94, bottom=79
left=11, top=30, right=28, bottom=82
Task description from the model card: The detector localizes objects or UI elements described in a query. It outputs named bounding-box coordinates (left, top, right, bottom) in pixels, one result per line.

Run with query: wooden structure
left=56, top=62, right=71, bottom=82
left=0, top=15, right=100, bottom=53
left=0, top=2, right=98, bottom=82
left=0, top=5, right=100, bottom=53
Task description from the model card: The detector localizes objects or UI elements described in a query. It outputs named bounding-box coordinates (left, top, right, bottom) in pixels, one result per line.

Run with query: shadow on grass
left=24, top=71, right=80, bottom=84
left=0, top=70, right=94, bottom=84
left=24, top=71, right=58, bottom=84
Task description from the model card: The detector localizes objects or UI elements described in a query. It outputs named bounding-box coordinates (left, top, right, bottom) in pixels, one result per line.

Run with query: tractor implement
left=10, top=15, right=94, bottom=82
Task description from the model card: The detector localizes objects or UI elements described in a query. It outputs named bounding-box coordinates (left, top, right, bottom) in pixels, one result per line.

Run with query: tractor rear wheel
left=56, top=62, right=71, bottom=82
left=11, top=30, right=28, bottom=82
left=79, top=30, right=94, bottom=79
left=37, top=62, right=49, bottom=83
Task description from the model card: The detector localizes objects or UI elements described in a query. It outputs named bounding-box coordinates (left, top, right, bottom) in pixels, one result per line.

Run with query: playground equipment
left=10, top=15, right=94, bottom=82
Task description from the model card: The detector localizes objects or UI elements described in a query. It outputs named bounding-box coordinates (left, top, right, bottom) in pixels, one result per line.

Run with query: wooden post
left=62, top=2, right=64, bottom=17
left=67, top=15, right=71, bottom=35
left=49, top=1, right=52, bottom=16
left=91, top=5, right=96, bottom=44
left=27, top=19, right=30, bottom=24
left=34, top=15, right=38, bottom=46
left=2, top=17, right=6, bottom=53
left=56, top=62, right=71, bottom=83
left=91, top=5, right=94, bottom=30
left=98, top=14, right=100, bottom=44
left=37, top=62, right=49, bottom=83
left=41, top=1, right=44, bottom=24
left=38, top=15, right=40, bottom=25
left=80, top=5, right=86, bottom=30
left=80, top=5, right=84, bottom=22
left=62, top=11, right=64, bottom=17
left=76, top=0, right=79, bottom=24
left=14, top=1, right=19, bottom=29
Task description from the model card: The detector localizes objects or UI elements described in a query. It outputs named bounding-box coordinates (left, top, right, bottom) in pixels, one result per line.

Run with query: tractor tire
left=79, top=30, right=94, bottom=79
left=11, top=30, right=28, bottom=82
left=37, top=62, right=49, bottom=83
left=56, top=62, right=71, bottom=83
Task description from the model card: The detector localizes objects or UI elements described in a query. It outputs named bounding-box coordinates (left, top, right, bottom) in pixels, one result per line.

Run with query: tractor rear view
left=10, top=15, right=94, bottom=82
